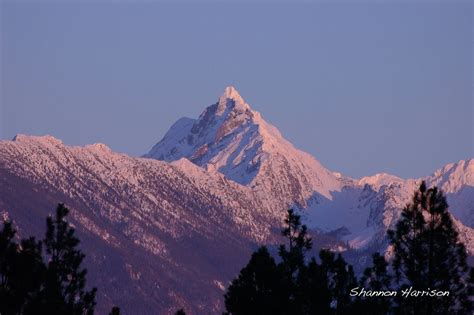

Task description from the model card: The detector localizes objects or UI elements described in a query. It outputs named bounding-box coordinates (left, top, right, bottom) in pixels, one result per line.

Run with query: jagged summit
left=219, top=86, right=246, bottom=106
left=213, top=86, right=252, bottom=119
left=145, top=87, right=268, bottom=179
left=358, top=173, right=404, bottom=190
left=146, top=87, right=344, bottom=205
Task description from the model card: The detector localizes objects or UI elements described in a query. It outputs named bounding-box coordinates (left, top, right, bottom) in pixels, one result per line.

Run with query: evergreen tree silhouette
left=225, top=209, right=359, bottom=315
left=34, top=203, right=97, bottom=315
left=295, top=257, right=332, bottom=315
left=278, top=209, right=313, bottom=313
left=355, top=252, right=392, bottom=315
left=174, top=308, right=186, bottom=315
left=319, top=249, right=357, bottom=315
left=224, top=246, right=282, bottom=315
left=0, top=221, right=20, bottom=314
left=388, top=182, right=472, bottom=315
left=0, top=221, right=45, bottom=315
left=0, top=204, right=123, bottom=314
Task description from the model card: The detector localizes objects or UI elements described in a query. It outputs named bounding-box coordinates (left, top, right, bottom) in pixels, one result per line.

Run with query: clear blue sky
left=1, top=1, right=472, bottom=178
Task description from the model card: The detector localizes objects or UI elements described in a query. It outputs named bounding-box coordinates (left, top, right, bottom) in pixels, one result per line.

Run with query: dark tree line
left=224, top=209, right=357, bottom=315
left=0, top=204, right=120, bottom=315
left=224, top=182, right=474, bottom=315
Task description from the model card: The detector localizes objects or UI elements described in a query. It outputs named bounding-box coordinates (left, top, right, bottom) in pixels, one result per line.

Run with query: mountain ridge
left=1, top=87, right=473, bottom=314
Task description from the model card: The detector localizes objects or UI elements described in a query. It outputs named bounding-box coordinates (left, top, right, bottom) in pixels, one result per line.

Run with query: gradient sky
left=1, top=1, right=472, bottom=179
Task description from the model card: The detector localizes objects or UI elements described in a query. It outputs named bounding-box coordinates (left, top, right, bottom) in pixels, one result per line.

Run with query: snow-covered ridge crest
left=12, top=134, right=63, bottom=146
left=426, top=159, right=474, bottom=193
left=11, top=134, right=112, bottom=153
left=358, top=173, right=404, bottom=190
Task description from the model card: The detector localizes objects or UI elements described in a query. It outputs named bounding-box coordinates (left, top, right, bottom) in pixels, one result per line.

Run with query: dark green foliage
left=295, top=257, right=332, bottom=315
left=317, top=249, right=357, bottom=315
left=225, top=209, right=357, bottom=315
left=355, top=253, right=392, bottom=315
left=0, top=221, right=20, bottom=314
left=0, top=203, right=101, bottom=315
left=224, top=246, right=282, bottom=315
left=109, top=306, right=121, bottom=315
left=387, top=182, right=472, bottom=315
left=35, top=204, right=97, bottom=315
left=0, top=221, right=45, bottom=315
left=278, top=209, right=313, bottom=313
left=279, top=209, right=312, bottom=273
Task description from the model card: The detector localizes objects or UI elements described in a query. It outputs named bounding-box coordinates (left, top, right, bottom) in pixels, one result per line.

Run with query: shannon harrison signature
left=350, top=287, right=450, bottom=298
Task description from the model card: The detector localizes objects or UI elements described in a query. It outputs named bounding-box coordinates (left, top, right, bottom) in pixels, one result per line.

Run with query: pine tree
left=0, top=221, right=45, bottom=315
left=318, top=250, right=357, bottom=315
left=278, top=209, right=313, bottom=313
left=295, top=257, right=332, bottom=315
left=0, top=221, right=18, bottom=314
left=224, top=246, right=282, bottom=315
left=224, top=209, right=359, bottom=315
left=34, top=203, right=97, bottom=315
left=356, top=253, right=392, bottom=315
left=0, top=221, right=22, bottom=315
left=387, top=182, right=472, bottom=315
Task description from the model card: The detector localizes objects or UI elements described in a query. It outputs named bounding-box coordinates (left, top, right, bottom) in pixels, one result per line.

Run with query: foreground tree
left=0, top=204, right=100, bottom=315
left=295, top=257, right=332, bottom=315
left=225, top=209, right=356, bottom=315
left=317, top=249, right=357, bottom=315
left=278, top=209, right=313, bottom=313
left=0, top=222, right=45, bottom=315
left=224, top=246, right=282, bottom=315
left=388, top=182, right=472, bottom=315
left=35, top=204, right=97, bottom=314
left=355, top=252, right=392, bottom=315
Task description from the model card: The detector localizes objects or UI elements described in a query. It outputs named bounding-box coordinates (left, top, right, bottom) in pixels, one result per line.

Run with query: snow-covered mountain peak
left=220, top=86, right=244, bottom=103
left=213, top=86, right=250, bottom=118
left=146, top=87, right=345, bottom=204
left=426, top=159, right=474, bottom=194
left=145, top=88, right=260, bottom=166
